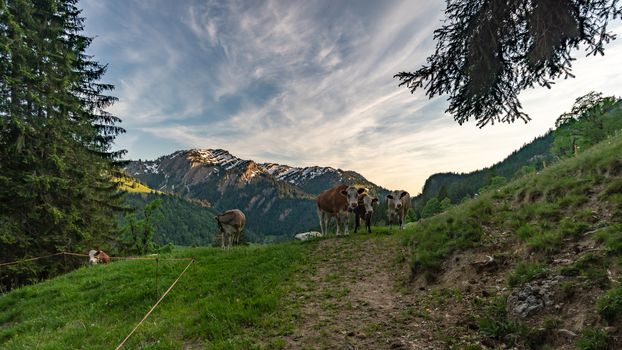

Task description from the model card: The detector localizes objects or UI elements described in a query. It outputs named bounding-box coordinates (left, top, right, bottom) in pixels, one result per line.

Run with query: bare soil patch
left=285, top=235, right=444, bottom=350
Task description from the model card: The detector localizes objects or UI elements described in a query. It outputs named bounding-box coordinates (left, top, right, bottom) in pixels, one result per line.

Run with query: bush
left=577, top=327, right=611, bottom=350
left=595, top=285, right=622, bottom=323
left=516, top=224, right=537, bottom=241
left=507, top=262, right=546, bottom=287
left=526, top=231, right=563, bottom=254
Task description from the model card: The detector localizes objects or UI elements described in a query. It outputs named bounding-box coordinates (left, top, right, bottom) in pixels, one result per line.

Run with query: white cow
left=386, top=190, right=411, bottom=230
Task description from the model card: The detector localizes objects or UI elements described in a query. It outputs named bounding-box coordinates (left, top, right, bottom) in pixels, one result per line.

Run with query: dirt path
left=285, top=235, right=444, bottom=350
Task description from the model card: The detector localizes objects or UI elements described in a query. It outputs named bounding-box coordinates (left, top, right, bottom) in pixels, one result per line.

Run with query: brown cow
left=386, top=190, right=411, bottom=230
left=316, top=185, right=365, bottom=236
left=88, top=249, right=110, bottom=265
left=353, top=193, right=379, bottom=233
left=215, top=209, right=246, bottom=249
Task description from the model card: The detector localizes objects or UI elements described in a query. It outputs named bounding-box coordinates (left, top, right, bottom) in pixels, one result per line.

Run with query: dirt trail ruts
left=285, top=235, right=443, bottom=350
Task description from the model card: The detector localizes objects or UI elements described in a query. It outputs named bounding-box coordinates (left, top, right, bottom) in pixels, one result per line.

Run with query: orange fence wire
left=114, top=258, right=195, bottom=350
left=0, top=252, right=64, bottom=268
left=1, top=250, right=197, bottom=349
left=0, top=252, right=194, bottom=268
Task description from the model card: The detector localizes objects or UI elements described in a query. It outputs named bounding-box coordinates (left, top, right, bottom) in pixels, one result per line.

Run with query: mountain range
left=125, top=149, right=388, bottom=241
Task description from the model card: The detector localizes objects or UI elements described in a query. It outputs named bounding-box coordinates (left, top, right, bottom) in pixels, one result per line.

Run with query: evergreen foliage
left=395, top=0, right=622, bottom=126
left=0, top=0, right=125, bottom=290
left=123, top=193, right=220, bottom=247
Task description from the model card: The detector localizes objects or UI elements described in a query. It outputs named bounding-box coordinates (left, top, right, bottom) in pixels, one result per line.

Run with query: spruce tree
left=395, top=0, right=622, bottom=127
left=0, top=0, right=125, bottom=289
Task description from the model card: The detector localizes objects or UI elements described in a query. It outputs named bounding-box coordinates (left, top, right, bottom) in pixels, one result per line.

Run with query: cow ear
left=400, top=191, right=409, bottom=199
left=340, top=190, right=348, bottom=197
left=386, top=195, right=393, bottom=199
left=357, top=188, right=366, bottom=194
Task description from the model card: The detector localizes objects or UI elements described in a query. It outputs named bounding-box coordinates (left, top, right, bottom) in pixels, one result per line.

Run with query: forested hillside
left=413, top=95, right=622, bottom=218
left=124, top=193, right=220, bottom=247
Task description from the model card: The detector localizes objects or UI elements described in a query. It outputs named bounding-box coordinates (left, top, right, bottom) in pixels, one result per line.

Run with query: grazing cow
left=386, top=190, right=411, bottom=230
left=88, top=250, right=110, bottom=265
left=294, top=231, right=322, bottom=241
left=353, top=193, right=378, bottom=233
left=215, top=209, right=246, bottom=249
left=316, top=185, right=366, bottom=236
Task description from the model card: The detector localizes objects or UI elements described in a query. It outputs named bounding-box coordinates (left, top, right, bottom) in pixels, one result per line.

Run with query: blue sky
left=80, top=0, right=622, bottom=194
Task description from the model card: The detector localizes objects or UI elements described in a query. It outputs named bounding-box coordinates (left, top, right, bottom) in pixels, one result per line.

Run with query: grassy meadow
left=0, top=242, right=314, bottom=349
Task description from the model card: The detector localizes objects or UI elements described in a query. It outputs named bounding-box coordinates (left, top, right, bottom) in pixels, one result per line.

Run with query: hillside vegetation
left=402, top=132, right=622, bottom=348
left=2, top=109, right=621, bottom=349
left=0, top=243, right=311, bottom=349
left=412, top=97, right=621, bottom=219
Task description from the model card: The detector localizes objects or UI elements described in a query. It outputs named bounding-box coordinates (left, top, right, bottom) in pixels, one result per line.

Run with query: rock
left=507, top=276, right=562, bottom=318
left=556, top=328, right=577, bottom=337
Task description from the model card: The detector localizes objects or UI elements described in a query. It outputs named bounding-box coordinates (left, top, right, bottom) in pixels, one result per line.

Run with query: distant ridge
left=125, top=149, right=388, bottom=241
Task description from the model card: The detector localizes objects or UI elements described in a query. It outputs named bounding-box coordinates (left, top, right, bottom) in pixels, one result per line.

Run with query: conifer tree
left=395, top=0, right=622, bottom=127
left=0, top=0, right=125, bottom=289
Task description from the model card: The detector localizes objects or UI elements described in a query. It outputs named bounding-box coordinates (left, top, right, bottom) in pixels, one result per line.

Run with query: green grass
left=0, top=242, right=313, bottom=349
left=405, top=133, right=622, bottom=280
left=507, top=262, right=546, bottom=288
left=577, top=327, right=611, bottom=350
left=595, top=284, right=622, bottom=324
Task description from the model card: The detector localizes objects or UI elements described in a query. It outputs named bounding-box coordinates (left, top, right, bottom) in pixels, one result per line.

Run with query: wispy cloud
left=81, top=0, right=622, bottom=194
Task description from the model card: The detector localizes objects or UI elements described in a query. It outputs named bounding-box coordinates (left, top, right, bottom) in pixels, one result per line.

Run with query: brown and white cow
left=386, top=190, right=411, bottom=230
left=353, top=193, right=378, bottom=233
left=88, top=249, right=110, bottom=265
left=316, top=185, right=365, bottom=236
left=215, top=209, right=246, bottom=249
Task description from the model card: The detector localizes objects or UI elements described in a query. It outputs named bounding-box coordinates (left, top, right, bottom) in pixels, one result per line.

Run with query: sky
left=80, top=0, right=622, bottom=195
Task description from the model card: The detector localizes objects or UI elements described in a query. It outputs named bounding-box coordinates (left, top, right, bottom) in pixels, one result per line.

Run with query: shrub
left=577, top=327, right=611, bottom=350
left=595, top=225, right=622, bottom=256
left=508, top=262, right=546, bottom=287
left=595, top=285, right=622, bottom=323
left=516, top=224, right=537, bottom=241
left=526, top=231, right=563, bottom=254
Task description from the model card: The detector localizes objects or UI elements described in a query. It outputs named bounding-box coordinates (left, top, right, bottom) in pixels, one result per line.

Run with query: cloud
left=81, top=1, right=622, bottom=194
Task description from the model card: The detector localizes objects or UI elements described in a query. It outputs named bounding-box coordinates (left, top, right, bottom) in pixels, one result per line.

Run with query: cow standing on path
left=215, top=209, right=246, bottom=249
left=316, top=185, right=365, bottom=236
left=387, top=191, right=411, bottom=230
left=354, top=193, right=378, bottom=233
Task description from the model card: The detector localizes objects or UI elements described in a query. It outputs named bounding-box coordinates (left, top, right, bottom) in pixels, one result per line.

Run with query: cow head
left=362, top=195, right=379, bottom=214
left=387, top=191, right=409, bottom=209
left=341, top=186, right=366, bottom=211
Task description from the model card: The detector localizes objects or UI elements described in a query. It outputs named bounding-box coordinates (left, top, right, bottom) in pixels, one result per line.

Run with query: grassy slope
left=2, top=134, right=621, bottom=349
left=402, top=133, right=622, bottom=348
left=116, top=177, right=162, bottom=194
left=0, top=243, right=313, bottom=349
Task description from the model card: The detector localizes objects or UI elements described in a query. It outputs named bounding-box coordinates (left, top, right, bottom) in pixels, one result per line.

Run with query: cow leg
left=221, top=230, right=225, bottom=249
left=317, top=208, right=325, bottom=236
left=343, top=212, right=350, bottom=236
left=335, top=214, right=341, bottom=236
left=322, top=211, right=331, bottom=236
left=354, top=214, right=360, bottom=233
left=366, top=213, right=372, bottom=233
